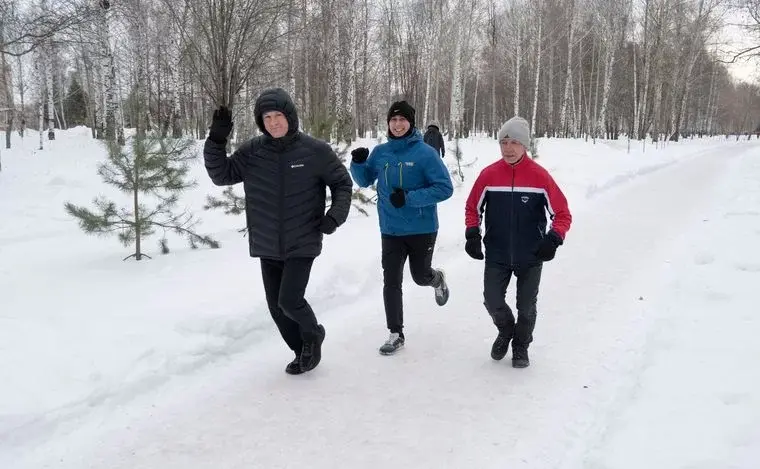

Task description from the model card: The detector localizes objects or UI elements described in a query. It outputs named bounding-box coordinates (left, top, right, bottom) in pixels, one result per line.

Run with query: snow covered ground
left=1, top=129, right=758, bottom=468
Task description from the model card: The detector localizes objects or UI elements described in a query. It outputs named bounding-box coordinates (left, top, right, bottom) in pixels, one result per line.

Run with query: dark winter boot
left=379, top=332, right=405, bottom=355
left=299, top=325, right=326, bottom=372
left=491, top=332, right=511, bottom=361
left=285, top=354, right=303, bottom=375
left=433, top=269, right=450, bottom=306
left=512, top=345, right=530, bottom=368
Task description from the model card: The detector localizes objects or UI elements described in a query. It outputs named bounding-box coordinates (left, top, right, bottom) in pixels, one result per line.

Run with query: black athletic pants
left=482, top=262, right=543, bottom=349
left=382, top=233, right=440, bottom=334
left=260, top=257, right=320, bottom=353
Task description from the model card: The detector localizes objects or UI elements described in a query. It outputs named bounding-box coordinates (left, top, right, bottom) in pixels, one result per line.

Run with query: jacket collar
left=387, top=128, right=422, bottom=151
left=500, top=152, right=528, bottom=168
left=263, top=131, right=300, bottom=151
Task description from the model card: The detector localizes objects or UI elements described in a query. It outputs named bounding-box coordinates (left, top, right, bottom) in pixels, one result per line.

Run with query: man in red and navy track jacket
left=463, top=116, right=572, bottom=369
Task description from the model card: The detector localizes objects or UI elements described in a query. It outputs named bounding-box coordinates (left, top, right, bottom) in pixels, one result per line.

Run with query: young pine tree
left=65, top=134, right=219, bottom=260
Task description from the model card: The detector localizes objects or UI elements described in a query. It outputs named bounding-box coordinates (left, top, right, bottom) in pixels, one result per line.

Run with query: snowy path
left=6, top=142, right=760, bottom=468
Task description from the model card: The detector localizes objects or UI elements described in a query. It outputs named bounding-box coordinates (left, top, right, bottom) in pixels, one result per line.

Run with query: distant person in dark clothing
left=423, top=121, right=445, bottom=158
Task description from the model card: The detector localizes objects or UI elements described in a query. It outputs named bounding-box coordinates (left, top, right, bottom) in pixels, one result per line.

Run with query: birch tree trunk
left=575, top=38, right=582, bottom=137
left=472, top=69, right=479, bottom=135
left=706, top=58, right=717, bottom=135
left=514, top=24, right=521, bottom=116
left=597, top=45, right=616, bottom=139
left=547, top=40, right=554, bottom=136
left=0, top=20, right=14, bottom=150
left=45, top=48, right=55, bottom=139
left=489, top=0, right=497, bottom=137
left=638, top=0, right=652, bottom=139
left=169, top=42, right=183, bottom=138
left=530, top=8, right=542, bottom=140
left=449, top=22, right=463, bottom=138
left=16, top=55, right=26, bottom=138
left=57, top=64, right=67, bottom=130
left=98, top=2, right=119, bottom=143
left=632, top=41, right=640, bottom=139
left=38, top=58, right=44, bottom=150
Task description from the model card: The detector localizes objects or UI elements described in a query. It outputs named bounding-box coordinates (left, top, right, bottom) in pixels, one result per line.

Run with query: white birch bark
left=472, top=69, right=479, bottom=134
left=706, top=57, right=717, bottom=134
left=632, top=40, right=639, bottom=139
left=37, top=57, right=44, bottom=150
left=597, top=45, right=616, bottom=139
left=99, top=3, right=117, bottom=141
left=530, top=9, right=542, bottom=139
left=514, top=24, right=521, bottom=116
left=449, top=21, right=463, bottom=138
left=559, top=4, right=575, bottom=137
left=45, top=46, right=55, bottom=140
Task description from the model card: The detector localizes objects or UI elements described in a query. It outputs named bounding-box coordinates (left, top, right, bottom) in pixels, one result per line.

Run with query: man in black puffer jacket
left=204, top=88, right=353, bottom=375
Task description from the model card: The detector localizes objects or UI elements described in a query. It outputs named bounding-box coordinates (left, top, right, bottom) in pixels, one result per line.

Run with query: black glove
left=390, top=188, right=406, bottom=208
left=465, top=227, right=484, bottom=260
left=535, top=230, right=563, bottom=261
left=351, top=147, right=369, bottom=163
left=318, top=215, right=338, bottom=235
left=208, top=106, right=233, bottom=144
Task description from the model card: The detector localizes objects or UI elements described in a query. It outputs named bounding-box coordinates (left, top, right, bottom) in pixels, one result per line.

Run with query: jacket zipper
left=278, top=153, right=286, bottom=257
left=510, top=164, right=516, bottom=265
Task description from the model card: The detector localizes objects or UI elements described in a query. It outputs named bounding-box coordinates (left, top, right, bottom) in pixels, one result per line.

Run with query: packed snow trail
left=6, top=142, right=760, bottom=468
left=567, top=147, right=760, bottom=469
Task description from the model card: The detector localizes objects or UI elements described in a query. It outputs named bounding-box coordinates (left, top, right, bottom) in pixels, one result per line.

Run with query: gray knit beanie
left=497, top=116, right=531, bottom=149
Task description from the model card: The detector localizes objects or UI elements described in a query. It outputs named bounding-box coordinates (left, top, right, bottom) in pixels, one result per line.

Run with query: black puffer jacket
left=204, top=88, right=353, bottom=259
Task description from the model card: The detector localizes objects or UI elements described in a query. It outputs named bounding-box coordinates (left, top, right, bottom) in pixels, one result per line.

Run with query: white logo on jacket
left=521, top=195, right=529, bottom=203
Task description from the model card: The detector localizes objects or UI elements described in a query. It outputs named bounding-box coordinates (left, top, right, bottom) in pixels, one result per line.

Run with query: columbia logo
left=404, top=162, right=415, bottom=167
left=291, top=164, right=304, bottom=168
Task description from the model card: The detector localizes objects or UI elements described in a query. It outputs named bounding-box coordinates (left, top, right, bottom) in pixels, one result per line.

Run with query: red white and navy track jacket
left=465, top=155, right=572, bottom=266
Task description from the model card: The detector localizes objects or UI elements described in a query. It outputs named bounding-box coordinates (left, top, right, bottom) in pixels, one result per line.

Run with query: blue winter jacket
left=350, top=130, right=453, bottom=236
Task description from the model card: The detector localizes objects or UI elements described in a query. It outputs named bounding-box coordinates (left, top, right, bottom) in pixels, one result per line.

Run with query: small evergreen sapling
left=65, top=134, right=219, bottom=260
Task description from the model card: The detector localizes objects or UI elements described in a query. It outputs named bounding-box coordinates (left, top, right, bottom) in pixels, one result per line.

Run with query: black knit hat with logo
left=387, top=101, right=416, bottom=129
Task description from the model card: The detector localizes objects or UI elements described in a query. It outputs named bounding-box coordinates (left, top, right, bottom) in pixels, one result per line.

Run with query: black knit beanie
left=387, top=101, right=416, bottom=129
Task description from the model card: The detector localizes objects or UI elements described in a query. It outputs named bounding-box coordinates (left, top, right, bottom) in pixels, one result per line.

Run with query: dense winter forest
left=1, top=0, right=760, bottom=149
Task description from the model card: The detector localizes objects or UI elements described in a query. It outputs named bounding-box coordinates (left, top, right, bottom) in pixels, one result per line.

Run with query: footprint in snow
left=693, top=253, right=715, bottom=265
left=735, top=263, right=760, bottom=273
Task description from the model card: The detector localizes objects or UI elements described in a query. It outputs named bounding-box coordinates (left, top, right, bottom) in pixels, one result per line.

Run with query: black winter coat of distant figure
left=423, top=123, right=445, bottom=158
left=204, top=89, right=353, bottom=259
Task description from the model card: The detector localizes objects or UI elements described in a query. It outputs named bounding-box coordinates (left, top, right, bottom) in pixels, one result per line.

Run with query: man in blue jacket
left=350, top=101, right=453, bottom=355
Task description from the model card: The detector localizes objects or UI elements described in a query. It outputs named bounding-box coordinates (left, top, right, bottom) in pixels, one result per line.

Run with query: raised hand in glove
left=318, top=215, right=338, bottom=235
left=208, top=106, right=233, bottom=144
left=535, top=230, right=563, bottom=261
left=389, top=188, right=406, bottom=208
left=465, top=227, right=484, bottom=260
left=351, top=147, right=369, bottom=164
